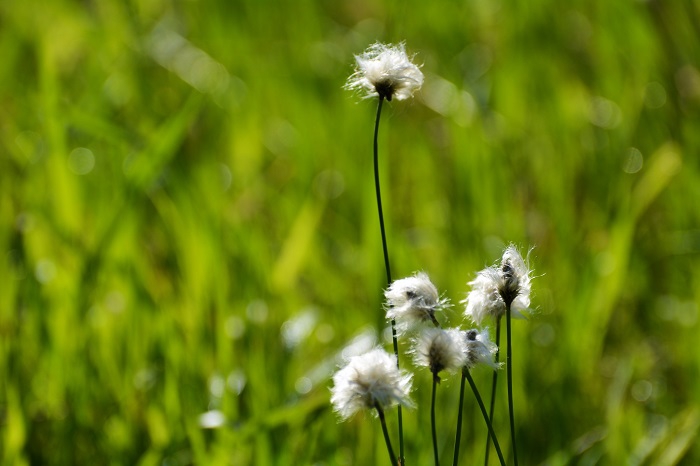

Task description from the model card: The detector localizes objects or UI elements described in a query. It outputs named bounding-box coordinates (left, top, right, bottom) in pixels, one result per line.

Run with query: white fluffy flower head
left=463, top=268, right=506, bottom=326
left=412, top=328, right=467, bottom=381
left=331, top=347, right=413, bottom=420
left=345, top=42, right=424, bottom=101
left=463, top=328, right=501, bottom=370
left=463, top=246, right=533, bottom=326
left=501, top=245, right=532, bottom=311
left=385, top=272, right=449, bottom=334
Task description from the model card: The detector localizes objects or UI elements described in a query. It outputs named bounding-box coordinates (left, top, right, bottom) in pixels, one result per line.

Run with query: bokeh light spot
left=532, top=323, right=555, bottom=347
left=622, top=148, right=643, bottom=174
left=589, top=97, right=622, bottom=129
left=631, top=380, right=653, bottom=402
left=225, top=316, right=246, bottom=339
left=644, top=82, right=667, bottom=109
left=246, top=300, right=268, bottom=324
left=227, top=370, right=247, bottom=395
left=295, top=377, right=312, bottom=395
left=35, top=259, right=57, bottom=284
left=69, top=147, right=95, bottom=175
left=198, top=410, right=225, bottom=429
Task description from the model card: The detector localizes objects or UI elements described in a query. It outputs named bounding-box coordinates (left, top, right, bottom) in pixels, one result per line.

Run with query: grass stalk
left=484, top=316, right=502, bottom=465
left=431, top=375, right=439, bottom=466
left=464, top=369, right=507, bottom=466
left=452, top=372, right=467, bottom=466
left=373, top=95, right=404, bottom=463
left=376, top=404, right=399, bottom=466
left=506, top=303, right=518, bottom=466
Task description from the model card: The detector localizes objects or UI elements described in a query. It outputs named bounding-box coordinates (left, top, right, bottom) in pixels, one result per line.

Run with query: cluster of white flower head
left=331, top=347, right=414, bottom=420
left=345, top=42, right=424, bottom=102
left=331, top=249, right=532, bottom=420
left=463, top=246, right=532, bottom=326
left=332, top=269, right=503, bottom=420
left=384, top=272, right=448, bottom=334
left=332, top=44, right=535, bottom=433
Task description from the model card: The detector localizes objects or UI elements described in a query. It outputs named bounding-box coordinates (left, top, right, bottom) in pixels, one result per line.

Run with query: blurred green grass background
left=2, top=0, right=700, bottom=464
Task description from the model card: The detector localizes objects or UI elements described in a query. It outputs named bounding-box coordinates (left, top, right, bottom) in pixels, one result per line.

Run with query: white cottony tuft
left=345, top=42, right=424, bottom=101
left=463, top=268, right=506, bottom=326
left=464, top=328, right=501, bottom=370
left=330, top=347, right=413, bottom=420
left=501, top=245, right=532, bottom=313
left=385, top=272, right=449, bottom=334
left=462, top=245, right=533, bottom=326
left=413, top=327, right=467, bottom=380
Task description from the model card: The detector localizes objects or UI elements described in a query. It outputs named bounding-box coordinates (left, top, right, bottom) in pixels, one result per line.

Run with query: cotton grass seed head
left=463, top=267, right=506, bottom=326
left=413, top=327, right=467, bottom=381
left=500, top=245, right=532, bottom=312
left=345, top=42, right=424, bottom=101
left=462, top=246, right=533, bottom=326
left=331, top=347, right=413, bottom=420
left=464, top=328, right=501, bottom=370
left=385, top=272, right=449, bottom=334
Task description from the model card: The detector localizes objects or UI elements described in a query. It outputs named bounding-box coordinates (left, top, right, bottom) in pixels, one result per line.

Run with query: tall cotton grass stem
left=506, top=303, right=518, bottom=466
left=374, top=96, right=392, bottom=286
left=464, top=369, right=507, bottom=466
left=431, top=376, right=439, bottom=466
left=452, top=374, right=467, bottom=466
left=376, top=403, right=398, bottom=466
left=484, top=317, right=502, bottom=466
left=373, top=94, right=404, bottom=463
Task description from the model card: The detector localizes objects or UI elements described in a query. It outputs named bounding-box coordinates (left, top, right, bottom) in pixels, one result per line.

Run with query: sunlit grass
left=1, top=0, right=699, bottom=464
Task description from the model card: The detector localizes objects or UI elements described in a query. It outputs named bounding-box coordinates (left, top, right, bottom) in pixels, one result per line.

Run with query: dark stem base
left=465, top=369, right=507, bottom=466
left=484, top=317, right=502, bottom=465
left=506, top=305, right=518, bottom=466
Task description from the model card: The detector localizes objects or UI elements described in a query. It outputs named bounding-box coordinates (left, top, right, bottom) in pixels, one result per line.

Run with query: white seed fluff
left=463, top=267, right=507, bottom=326
left=464, top=328, right=501, bottom=370
left=501, top=245, right=532, bottom=314
left=331, top=347, right=413, bottom=420
left=413, top=327, right=467, bottom=378
left=463, top=246, right=532, bottom=326
left=345, top=42, right=424, bottom=101
left=385, top=272, right=449, bottom=334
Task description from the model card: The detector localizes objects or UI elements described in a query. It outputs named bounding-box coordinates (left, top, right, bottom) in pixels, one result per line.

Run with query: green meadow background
left=2, top=0, right=700, bottom=464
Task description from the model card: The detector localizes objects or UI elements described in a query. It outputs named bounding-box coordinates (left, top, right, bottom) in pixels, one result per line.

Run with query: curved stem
left=452, top=372, right=467, bottom=466
left=465, top=369, right=507, bottom=466
left=373, top=96, right=404, bottom=463
left=374, top=97, right=391, bottom=285
left=377, top=404, right=398, bottom=466
left=484, top=317, right=502, bottom=466
left=506, top=304, right=518, bottom=466
left=431, top=375, right=439, bottom=466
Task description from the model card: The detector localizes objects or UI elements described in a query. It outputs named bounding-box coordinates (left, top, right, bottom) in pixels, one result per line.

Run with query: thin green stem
left=377, top=404, right=398, bottom=466
left=374, top=98, right=391, bottom=285
left=373, top=95, right=404, bottom=464
left=506, top=303, right=518, bottom=466
left=452, top=372, right=467, bottom=466
left=464, top=369, right=507, bottom=466
left=431, top=375, right=439, bottom=466
left=484, top=317, right=502, bottom=466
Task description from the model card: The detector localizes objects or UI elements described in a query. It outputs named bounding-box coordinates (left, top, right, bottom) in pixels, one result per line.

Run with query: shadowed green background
left=1, top=0, right=699, bottom=464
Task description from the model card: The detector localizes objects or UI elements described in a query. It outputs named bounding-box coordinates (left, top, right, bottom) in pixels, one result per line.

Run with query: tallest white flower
left=345, top=42, right=424, bottom=101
